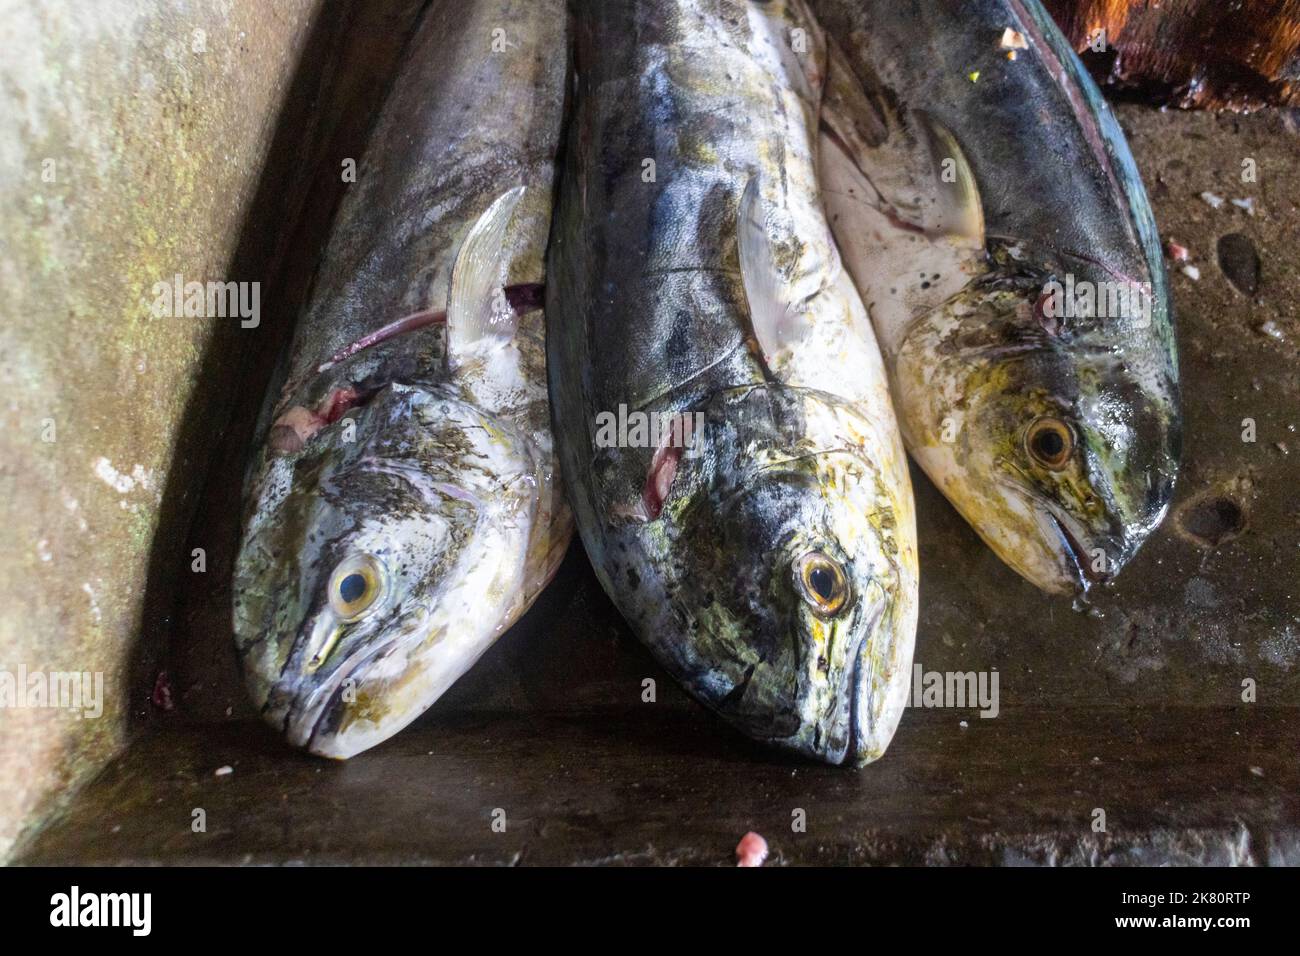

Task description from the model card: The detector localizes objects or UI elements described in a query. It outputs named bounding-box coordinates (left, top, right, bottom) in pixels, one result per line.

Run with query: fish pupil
left=809, top=566, right=836, bottom=602
left=339, top=573, right=367, bottom=604
left=1035, top=430, right=1064, bottom=458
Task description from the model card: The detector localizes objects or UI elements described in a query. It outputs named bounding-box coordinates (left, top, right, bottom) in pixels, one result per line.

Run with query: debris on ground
left=735, top=830, right=769, bottom=867
left=151, top=671, right=174, bottom=711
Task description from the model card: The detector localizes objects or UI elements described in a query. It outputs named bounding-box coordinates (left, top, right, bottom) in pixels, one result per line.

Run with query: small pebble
left=1181, top=264, right=1201, bottom=281
left=735, top=831, right=769, bottom=867
left=1163, top=238, right=1191, bottom=262
left=959, top=720, right=969, bottom=729
left=1200, top=191, right=1225, bottom=209
left=1258, top=320, right=1285, bottom=341
left=1250, top=766, right=1265, bottom=778
left=214, top=765, right=233, bottom=777
left=1231, top=197, right=1257, bottom=215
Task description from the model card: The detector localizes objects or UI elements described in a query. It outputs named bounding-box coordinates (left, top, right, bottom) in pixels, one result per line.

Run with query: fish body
left=548, top=0, right=917, bottom=765
left=811, top=0, right=1180, bottom=594
left=232, top=0, right=572, bottom=758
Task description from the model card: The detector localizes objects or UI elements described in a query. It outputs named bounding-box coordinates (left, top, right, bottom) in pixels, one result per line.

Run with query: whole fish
left=232, top=0, right=571, bottom=758
left=548, top=0, right=917, bottom=765
left=811, top=0, right=1180, bottom=594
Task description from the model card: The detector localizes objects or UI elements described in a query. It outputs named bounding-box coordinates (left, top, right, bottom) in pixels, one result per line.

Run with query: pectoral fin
left=818, top=39, right=986, bottom=350
left=737, top=177, right=810, bottom=369
left=819, top=39, right=983, bottom=248
left=448, top=186, right=526, bottom=362
left=915, top=112, right=984, bottom=247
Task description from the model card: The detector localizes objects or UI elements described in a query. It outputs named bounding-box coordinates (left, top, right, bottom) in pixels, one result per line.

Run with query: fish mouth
left=274, top=635, right=401, bottom=756
left=845, top=639, right=865, bottom=766
left=846, top=589, right=901, bottom=766
left=1048, top=511, right=1107, bottom=593
left=801, top=586, right=887, bottom=766
left=990, top=475, right=1109, bottom=595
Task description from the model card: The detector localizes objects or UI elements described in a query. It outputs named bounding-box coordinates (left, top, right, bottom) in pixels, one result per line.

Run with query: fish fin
left=448, top=186, right=525, bottom=361
left=820, top=36, right=890, bottom=158
left=818, top=41, right=983, bottom=248
left=818, top=49, right=987, bottom=351
left=737, top=177, right=808, bottom=368
left=915, top=112, right=984, bottom=248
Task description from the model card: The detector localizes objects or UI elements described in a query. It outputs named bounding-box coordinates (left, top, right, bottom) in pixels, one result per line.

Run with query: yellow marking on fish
left=480, top=417, right=511, bottom=446
left=306, top=624, right=344, bottom=673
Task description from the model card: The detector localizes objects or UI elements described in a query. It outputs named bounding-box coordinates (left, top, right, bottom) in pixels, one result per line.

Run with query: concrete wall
left=0, top=0, right=321, bottom=860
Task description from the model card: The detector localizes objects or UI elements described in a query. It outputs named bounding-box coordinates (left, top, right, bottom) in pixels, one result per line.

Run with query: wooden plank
left=1044, top=0, right=1300, bottom=109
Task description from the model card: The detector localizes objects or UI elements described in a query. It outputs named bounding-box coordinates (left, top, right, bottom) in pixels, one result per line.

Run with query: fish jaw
left=587, top=385, right=917, bottom=765
left=233, top=383, right=545, bottom=757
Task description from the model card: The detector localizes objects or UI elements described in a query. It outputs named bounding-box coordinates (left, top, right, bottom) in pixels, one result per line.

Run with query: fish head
left=896, top=264, right=1180, bottom=595
left=607, top=385, right=916, bottom=765
left=233, top=383, right=538, bottom=757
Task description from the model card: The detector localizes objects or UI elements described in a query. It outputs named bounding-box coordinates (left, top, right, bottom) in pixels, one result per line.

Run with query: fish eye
left=328, top=555, right=385, bottom=621
left=795, top=551, right=850, bottom=617
left=1026, top=417, right=1074, bottom=470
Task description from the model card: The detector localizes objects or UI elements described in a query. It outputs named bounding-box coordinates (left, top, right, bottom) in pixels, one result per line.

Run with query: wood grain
left=1045, top=0, right=1300, bottom=109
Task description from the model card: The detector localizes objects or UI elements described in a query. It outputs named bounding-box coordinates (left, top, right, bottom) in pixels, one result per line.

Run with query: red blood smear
left=642, top=441, right=684, bottom=521
left=1034, top=289, right=1062, bottom=336
left=319, top=387, right=363, bottom=424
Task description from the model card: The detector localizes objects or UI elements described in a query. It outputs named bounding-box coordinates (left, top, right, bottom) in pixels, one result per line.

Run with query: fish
left=231, top=0, right=572, bottom=758
left=810, top=0, right=1181, bottom=595
left=547, top=0, right=918, bottom=765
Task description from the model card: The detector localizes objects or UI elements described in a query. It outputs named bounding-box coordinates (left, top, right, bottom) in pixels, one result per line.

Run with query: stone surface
left=11, top=58, right=1300, bottom=862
